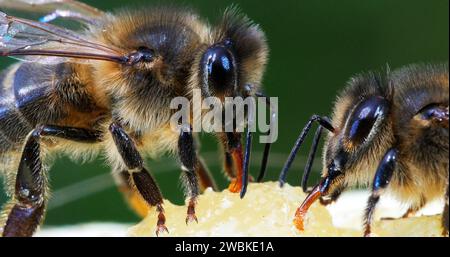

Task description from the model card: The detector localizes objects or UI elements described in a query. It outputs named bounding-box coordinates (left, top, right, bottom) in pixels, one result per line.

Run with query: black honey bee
left=0, top=0, right=272, bottom=236
left=279, top=63, right=449, bottom=236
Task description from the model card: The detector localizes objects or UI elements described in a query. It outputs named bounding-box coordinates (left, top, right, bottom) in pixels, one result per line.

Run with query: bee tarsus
left=178, top=124, right=200, bottom=225
left=109, top=122, right=167, bottom=233
left=444, top=183, right=449, bottom=236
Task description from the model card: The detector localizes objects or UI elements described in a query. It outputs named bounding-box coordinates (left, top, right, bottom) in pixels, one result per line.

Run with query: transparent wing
left=0, top=0, right=104, bottom=25
left=0, top=11, right=127, bottom=64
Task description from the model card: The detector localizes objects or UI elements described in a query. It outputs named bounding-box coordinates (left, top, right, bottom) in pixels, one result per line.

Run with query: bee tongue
left=293, top=183, right=322, bottom=231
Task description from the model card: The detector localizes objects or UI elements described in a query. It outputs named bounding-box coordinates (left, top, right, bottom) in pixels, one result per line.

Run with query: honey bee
left=0, top=0, right=270, bottom=236
left=279, top=63, right=449, bottom=236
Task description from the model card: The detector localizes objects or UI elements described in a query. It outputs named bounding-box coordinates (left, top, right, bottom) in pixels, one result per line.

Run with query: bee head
left=197, top=7, right=268, bottom=100
left=320, top=76, right=392, bottom=196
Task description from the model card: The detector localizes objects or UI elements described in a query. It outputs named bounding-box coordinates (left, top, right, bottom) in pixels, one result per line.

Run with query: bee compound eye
left=201, top=45, right=236, bottom=94
left=346, top=96, right=389, bottom=145
left=417, top=104, right=449, bottom=121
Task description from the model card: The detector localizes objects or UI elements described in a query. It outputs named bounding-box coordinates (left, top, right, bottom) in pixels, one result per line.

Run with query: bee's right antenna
left=257, top=140, right=272, bottom=182
left=254, top=92, right=276, bottom=182
left=240, top=89, right=276, bottom=198
left=301, top=125, right=323, bottom=192
left=279, top=115, right=334, bottom=188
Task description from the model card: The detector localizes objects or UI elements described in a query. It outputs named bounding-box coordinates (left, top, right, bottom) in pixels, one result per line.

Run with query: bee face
left=83, top=7, right=267, bottom=132
left=285, top=64, right=448, bottom=236
left=90, top=7, right=267, bottom=110
left=320, top=75, right=394, bottom=195
left=194, top=9, right=268, bottom=100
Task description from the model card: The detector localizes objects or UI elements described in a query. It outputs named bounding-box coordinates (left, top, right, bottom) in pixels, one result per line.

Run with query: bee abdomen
left=0, top=63, right=66, bottom=151
left=0, top=65, right=31, bottom=151
left=0, top=106, right=35, bottom=151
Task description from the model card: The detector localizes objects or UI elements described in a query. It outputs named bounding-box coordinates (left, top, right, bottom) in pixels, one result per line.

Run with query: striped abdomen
left=0, top=62, right=108, bottom=153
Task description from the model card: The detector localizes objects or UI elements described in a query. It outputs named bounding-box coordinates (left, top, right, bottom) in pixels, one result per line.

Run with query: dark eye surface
left=417, top=104, right=449, bottom=121
left=346, top=96, right=389, bottom=145
left=201, top=46, right=236, bottom=94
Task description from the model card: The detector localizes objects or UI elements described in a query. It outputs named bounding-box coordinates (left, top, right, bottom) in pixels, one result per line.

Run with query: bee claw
left=155, top=224, right=169, bottom=236
left=186, top=214, right=198, bottom=225
left=186, top=198, right=198, bottom=225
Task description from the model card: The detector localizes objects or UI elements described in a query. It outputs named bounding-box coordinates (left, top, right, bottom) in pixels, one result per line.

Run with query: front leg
left=109, top=123, right=167, bottom=236
left=217, top=133, right=238, bottom=180
left=195, top=157, right=218, bottom=191
left=364, top=147, right=398, bottom=237
left=178, top=124, right=201, bottom=224
left=443, top=180, right=449, bottom=236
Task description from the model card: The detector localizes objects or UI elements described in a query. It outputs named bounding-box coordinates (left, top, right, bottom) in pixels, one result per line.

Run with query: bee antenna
left=279, top=115, right=334, bottom=187
left=254, top=92, right=276, bottom=183
left=240, top=87, right=256, bottom=198
left=257, top=142, right=272, bottom=182
left=241, top=121, right=252, bottom=198
left=301, top=125, right=323, bottom=192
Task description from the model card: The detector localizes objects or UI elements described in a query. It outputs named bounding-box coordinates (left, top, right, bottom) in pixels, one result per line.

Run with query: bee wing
left=0, top=11, right=128, bottom=64
left=0, top=0, right=104, bottom=25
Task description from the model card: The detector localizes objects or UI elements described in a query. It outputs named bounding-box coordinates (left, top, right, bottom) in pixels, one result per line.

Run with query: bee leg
left=223, top=151, right=236, bottom=179
left=178, top=125, right=200, bottom=225
left=1, top=125, right=101, bottom=237
left=443, top=182, right=449, bottom=236
left=364, top=148, right=398, bottom=237
left=217, top=131, right=237, bottom=181
left=1, top=131, right=45, bottom=237
left=405, top=198, right=428, bottom=219
left=132, top=170, right=167, bottom=236
left=109, top=123, right=167, bottom=236
left=113, top=170, right=151, bottom=218
left=196, top=157, right=218, bottom=191
left=380, top=204, right=424, bottom=221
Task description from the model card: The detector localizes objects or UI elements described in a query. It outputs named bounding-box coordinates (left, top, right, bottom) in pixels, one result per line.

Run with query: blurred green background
left=0, top=0, right=448, bottom=226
